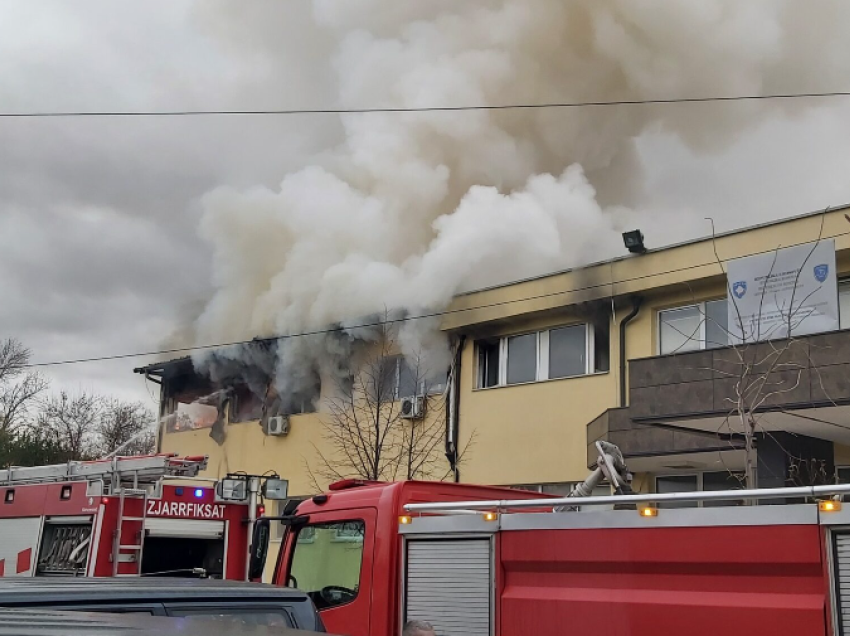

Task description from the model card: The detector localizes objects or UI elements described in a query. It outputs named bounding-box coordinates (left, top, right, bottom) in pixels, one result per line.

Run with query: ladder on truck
left=112, top=488, right=149, bottom=577
left=0, top=454, right=209, bottom=493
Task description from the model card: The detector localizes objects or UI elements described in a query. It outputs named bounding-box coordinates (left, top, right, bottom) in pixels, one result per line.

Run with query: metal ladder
left=0, top=454, right=208, bottom=490
left=111, top=488, right=148, bottom=577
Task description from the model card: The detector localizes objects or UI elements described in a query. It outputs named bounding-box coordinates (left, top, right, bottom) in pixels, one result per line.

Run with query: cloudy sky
left=1, top=0, right=850, bottom=407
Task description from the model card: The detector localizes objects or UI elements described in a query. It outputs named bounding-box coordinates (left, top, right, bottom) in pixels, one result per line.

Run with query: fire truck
left=253, top=442, right=850, bottom=636
left=0, top=454, right=253, bottom=579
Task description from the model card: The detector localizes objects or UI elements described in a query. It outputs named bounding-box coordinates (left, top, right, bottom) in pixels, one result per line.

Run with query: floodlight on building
left=622, top=230, right=647, bottom=254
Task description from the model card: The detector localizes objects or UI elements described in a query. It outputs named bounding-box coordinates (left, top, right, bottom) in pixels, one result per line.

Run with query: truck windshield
left=288, top=520, right=365, bottom=610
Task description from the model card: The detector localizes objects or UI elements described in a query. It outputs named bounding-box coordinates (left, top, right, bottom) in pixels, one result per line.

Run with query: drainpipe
left=619, top=297, right=643, bottom=408
left=445, top=335, right=465, bottom=483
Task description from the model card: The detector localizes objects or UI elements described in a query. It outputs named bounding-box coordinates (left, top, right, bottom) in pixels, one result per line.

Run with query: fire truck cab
left=262, top=476, right=850, bottom=636
left=0, top=455, right=250, bottom=579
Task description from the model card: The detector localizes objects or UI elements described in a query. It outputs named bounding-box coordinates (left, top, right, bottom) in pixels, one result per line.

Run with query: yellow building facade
left=148, top=204, right=850, bottom=574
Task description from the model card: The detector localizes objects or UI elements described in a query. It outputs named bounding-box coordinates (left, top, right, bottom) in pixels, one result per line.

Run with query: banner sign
left=726, top=239, right=838, bottom=343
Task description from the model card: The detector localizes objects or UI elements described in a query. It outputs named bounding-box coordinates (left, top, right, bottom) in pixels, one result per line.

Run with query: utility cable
left=22, top=222, right=850, bottom=369
left=3, top=90, right=850, bottom=118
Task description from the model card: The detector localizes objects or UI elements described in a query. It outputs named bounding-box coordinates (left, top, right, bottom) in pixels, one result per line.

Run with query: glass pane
left=168, top=608, right=293, bottom=627
left=540, top=483, right=574, bottom=496
left=702, top=471, right=744, bottom=508
left=289, top=521, right=365, bottom=610
left=549, top=325, right=586, bottom=379
left=376, top=357, right=398, bottom=402
left=656, top=475, right=698, bottom=509
left=424, top=369, right=448, bottom=395
left=837, top=467, right=850, bottom=484
left=705, top=299, right=729, bottom=349
left=506, top=334, right=537, bottom=384
left=659, top=306, right=702, bottom=354
left=594, top=321, right=610, bottom=373
left=477, top=340, right=500, bottom=388
left=397, top=359, right=417, bottom=398
left=840, top=282, right=850, bottom=330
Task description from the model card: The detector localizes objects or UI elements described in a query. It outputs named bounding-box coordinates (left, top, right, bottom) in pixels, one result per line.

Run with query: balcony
left=587, top=329, right=850, bottom=471
left=630, top=328, right=850, bottom=420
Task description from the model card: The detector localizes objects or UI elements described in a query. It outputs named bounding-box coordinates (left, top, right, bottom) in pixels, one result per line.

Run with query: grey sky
left=1, top=1, right=849, bottom=405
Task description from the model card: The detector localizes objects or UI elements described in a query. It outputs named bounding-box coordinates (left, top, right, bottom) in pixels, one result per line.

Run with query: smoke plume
left=188, top=0, right=850, bottom=406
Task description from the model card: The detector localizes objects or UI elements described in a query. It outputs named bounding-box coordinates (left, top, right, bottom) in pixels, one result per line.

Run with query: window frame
left=476, top=323, right=596, bottom=389
left=657, top=298, right=728, bottom=355
left=839, top=279, right=850, bottom=330
left=655, top=471, right=744, bottom=508
left=380, top=355, right=447, bottom=401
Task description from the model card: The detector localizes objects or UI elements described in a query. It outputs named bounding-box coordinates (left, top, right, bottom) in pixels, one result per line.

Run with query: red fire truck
left=0, top=454, right=252, bottom=579
left=255, top=443, right=850, bottom=636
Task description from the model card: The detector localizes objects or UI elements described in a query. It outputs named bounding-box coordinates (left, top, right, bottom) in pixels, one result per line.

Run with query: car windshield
left=288, top=521, right=365, bottom=611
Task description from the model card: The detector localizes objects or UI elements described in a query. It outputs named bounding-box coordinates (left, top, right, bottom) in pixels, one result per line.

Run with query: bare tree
left=36, top=392, right=102, bottom=460
left=34, top=393, right=157, bottom=461
left=677, top=215, right=837, bottom=490
left=0, top=339, right=48, bottom=434
left=94, top=399, right=156, bottom=457
left=308, top=322, right=469, bottom=489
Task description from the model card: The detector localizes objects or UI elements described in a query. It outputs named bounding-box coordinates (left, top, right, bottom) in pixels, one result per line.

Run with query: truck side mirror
left=249, top=518, right=271, bottom=581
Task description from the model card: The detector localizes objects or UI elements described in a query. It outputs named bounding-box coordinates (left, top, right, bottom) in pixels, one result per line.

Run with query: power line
left=4, top=90, right=850, bottom=119
left=23, top=224, right=850, bottom=369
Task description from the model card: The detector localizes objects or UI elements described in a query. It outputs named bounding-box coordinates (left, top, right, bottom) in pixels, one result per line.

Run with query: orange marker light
left=639, top=506, right=659, bottom=518
left=482, top=512, right=499, bottom=522
left=399, top=515, right=413, bottom=525
left=819, top=500, right=842, bottom=513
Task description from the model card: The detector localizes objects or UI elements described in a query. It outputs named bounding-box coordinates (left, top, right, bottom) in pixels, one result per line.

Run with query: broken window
left=593, top=318, right=610, bottom=373
left=397, top=358, right=418, bottom=399
left=371, top=356, right=445, bottom=401
left=476, top=339, right=500, bottom=389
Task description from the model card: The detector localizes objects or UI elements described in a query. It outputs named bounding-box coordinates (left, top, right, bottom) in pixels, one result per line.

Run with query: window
left=477, top=339, right=500, bottom=388
left=288, top=520, right=365, bottom=610
left=840, top=281, right=850, bottom=329
left=376, top=356, right=448, bottom=400
left=476, top=322, right=605, bottom=388
left=397, top=359, right=418, bottom=399
left=658, top=299, right=728, bottom=355
left=166, top=607, right=294, bottom=628
left=837, top=466, right=850, bottom=484
left=656, top=471, right=744, bottom=508
left=506, top=333, right=537, bottom=384
left=549, top=325, right=586, bottom=379
left=656, top=474, right=698, bottom=509
left=701, top=470, right=744, bottom=508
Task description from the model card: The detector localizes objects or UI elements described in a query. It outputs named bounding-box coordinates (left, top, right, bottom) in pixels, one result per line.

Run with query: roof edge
left=455, top=202, right=850, bottom=298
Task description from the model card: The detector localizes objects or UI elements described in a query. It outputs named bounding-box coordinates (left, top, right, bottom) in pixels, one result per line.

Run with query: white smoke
left=189, top=0, right=850, bottom=402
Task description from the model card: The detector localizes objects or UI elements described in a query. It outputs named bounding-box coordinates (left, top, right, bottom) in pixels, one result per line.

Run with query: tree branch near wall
left=702, top=213, right=835, bottom=490
left=306, top=319, right=472, bottom=492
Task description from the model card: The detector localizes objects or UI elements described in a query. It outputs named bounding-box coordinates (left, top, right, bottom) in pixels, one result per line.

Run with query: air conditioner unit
left=267, top=415, right=291, bottom=437
left=400, top=396, right=424, bottom=420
